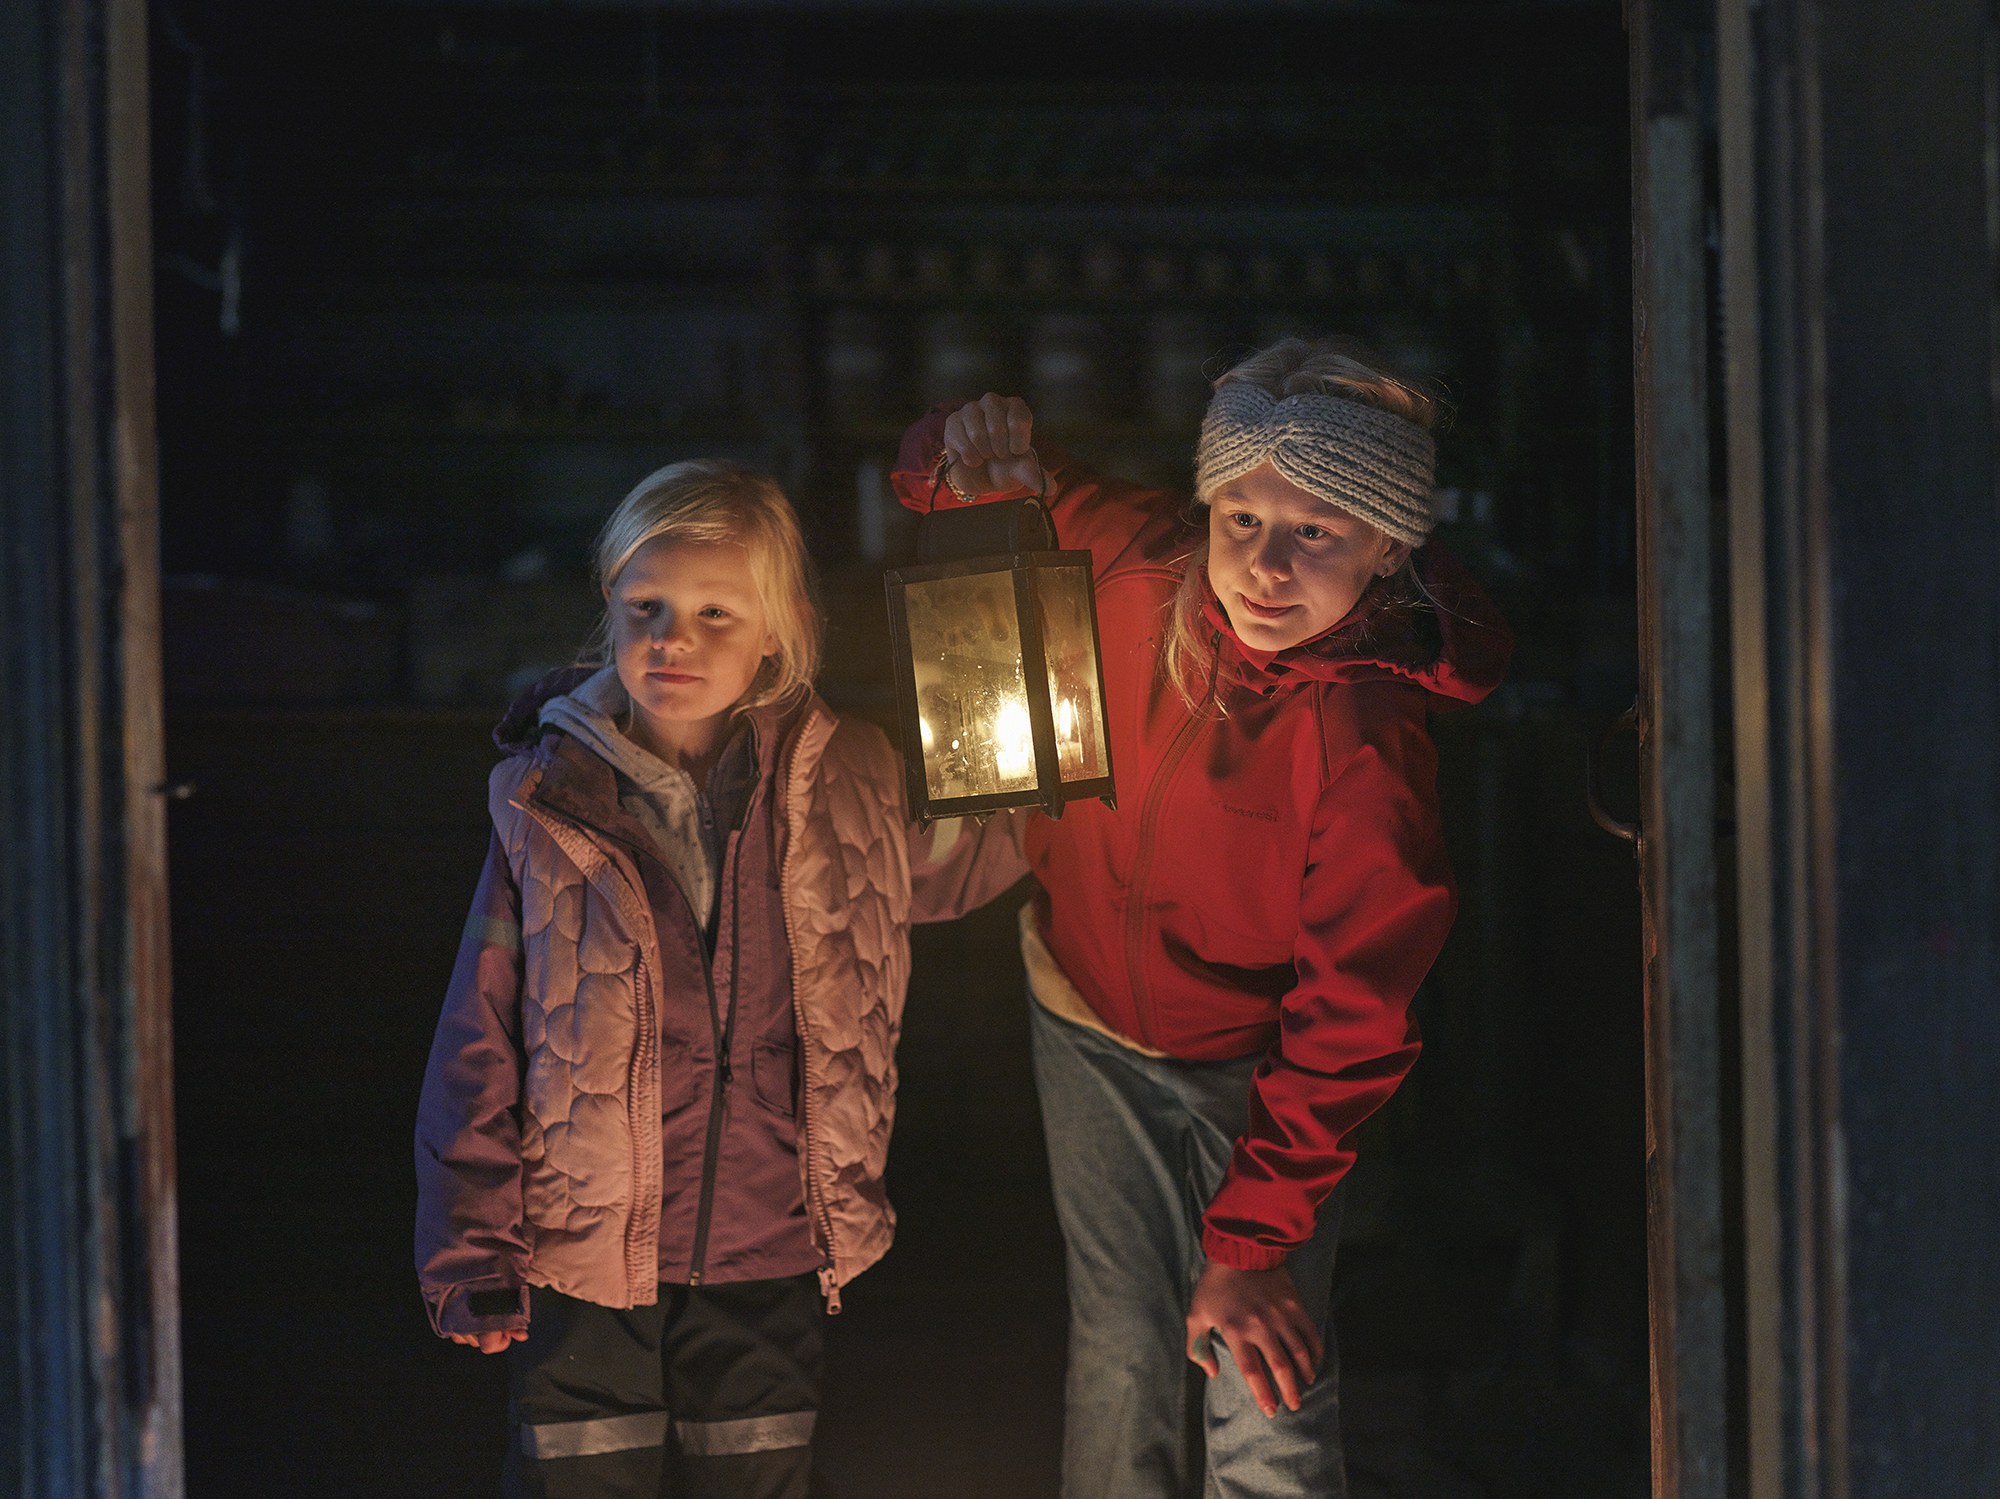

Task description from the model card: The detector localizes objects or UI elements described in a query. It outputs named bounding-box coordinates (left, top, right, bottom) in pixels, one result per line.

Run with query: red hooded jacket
left=893, top=406, right=1513, bottom=1268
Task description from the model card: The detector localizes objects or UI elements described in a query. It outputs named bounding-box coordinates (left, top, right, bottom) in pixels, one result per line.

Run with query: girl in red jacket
left=416, top=460, right=1026, bottom=1499
left=892, top=337, right=1512, bottom=1498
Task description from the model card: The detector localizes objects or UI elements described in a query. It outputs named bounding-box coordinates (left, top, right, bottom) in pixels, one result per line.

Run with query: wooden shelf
left=816, top=420, right=1198, bottom=448
left=790, top=199, right=1509, bottom=257
left=272, top=174, right=1506, bottom=217
left=269, top=173, right=772, bottom=206
left=797, top=78, right=1466, bottom=108
left=798, top=286, right=1429, bottom=311
left=266, top=278, right=763, bottom=312
left=290, top=81, right=767, bottom=108
left=252, top=412, right=767, bottom=445
left=218, top=409, right=1198, bottom=456
left=798, top=177, right=1499, bottom=205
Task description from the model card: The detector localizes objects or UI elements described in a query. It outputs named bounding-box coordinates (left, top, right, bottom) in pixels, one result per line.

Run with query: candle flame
left=993, top=697, right=1035, bottom=781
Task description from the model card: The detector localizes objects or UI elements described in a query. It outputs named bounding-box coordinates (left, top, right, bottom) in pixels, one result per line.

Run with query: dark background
left=150, top=5, right=1645, bottom=1495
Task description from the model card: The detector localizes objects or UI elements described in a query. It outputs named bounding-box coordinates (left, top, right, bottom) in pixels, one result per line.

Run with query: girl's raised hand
left=943, top=393, right=1045, bottom=498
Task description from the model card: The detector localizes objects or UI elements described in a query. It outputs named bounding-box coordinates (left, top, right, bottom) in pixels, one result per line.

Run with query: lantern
left=884, top=481, right=1116, bottom=830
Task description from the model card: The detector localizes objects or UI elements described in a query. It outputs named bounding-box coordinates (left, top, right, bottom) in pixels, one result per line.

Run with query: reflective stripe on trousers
left=519, top=1410, right=817, bottom=1460
left=520, top=1411, right=669, bottom=1460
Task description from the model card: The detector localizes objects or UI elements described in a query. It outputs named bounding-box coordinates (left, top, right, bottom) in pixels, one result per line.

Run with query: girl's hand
left=451, top=1328, right=528, bottom=1354
left=1185, top=1262, right=1323, bottom=1418
left=943, top=393, right=1045, bottom=498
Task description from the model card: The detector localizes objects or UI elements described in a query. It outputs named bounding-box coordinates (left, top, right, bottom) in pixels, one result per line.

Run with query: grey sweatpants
left=1030, top=997, right=1347, bottom=1499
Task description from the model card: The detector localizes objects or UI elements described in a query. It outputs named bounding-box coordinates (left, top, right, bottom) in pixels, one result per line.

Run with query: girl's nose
left=1249, top=535, right=1293, bottom=581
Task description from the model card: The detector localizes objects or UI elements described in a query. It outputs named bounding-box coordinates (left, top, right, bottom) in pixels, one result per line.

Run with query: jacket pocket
left=749, top=1040, right=798, bottom=1117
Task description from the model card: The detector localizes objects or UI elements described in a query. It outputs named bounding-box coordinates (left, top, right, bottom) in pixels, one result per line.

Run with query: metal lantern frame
left=883, top=461, right=1118, bottom=830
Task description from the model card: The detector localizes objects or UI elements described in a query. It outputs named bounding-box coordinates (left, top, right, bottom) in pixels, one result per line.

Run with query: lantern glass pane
left=903, top=570, right=1039, bottom=802
left=1037, top=565, right=1109, bottom=784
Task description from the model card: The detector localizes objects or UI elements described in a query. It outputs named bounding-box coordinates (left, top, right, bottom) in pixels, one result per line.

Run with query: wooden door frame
left=1714, top=2, right=1850, bottom=1494
left=1628, top=2, right=1730, bottom=1495
left=0, top=0, right=180, bottom=1493
left=1637, top=0, right=1902, bottom=1493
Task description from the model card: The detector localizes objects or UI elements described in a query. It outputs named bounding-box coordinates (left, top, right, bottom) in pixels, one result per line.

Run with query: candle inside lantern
left=992, top=696, right=1036, bottom=781
left=1037, top=565, right=1109, bottom=783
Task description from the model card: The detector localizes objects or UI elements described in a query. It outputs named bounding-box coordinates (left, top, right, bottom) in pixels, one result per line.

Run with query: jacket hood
left=494, top=663, right=799, bottom=930
left=533, top=664, right=648, bottom=776
left=1198, top=540, right=1513, bottom=709
left=538, top=666, right=737, bottom=921
left=494, top=663, right=599, bottom=754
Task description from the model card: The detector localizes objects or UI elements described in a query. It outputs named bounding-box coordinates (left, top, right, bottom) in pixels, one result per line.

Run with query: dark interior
left=151, top=6, right=1645, bottom=1494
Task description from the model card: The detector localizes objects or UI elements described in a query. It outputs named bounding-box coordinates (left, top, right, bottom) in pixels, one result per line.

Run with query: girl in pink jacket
left=416, top=460, right=1025, bottom=1498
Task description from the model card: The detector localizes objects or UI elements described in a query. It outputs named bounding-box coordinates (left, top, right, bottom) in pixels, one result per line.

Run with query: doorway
left=151, top=6, right=1647, bottom=1495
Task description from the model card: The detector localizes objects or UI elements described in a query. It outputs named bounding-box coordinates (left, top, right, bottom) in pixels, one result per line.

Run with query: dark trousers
left=502, top=1274, right=823, bottom=1499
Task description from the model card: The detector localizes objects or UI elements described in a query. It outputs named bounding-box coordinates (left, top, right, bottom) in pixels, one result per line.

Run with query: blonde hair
left=583, top=459, right=821, bottom=713
left=1162, top=335, right=1438, bottom=711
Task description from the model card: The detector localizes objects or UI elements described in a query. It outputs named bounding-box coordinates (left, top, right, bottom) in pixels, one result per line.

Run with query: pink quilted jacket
left=415, top=691, right=1026, bottom=1336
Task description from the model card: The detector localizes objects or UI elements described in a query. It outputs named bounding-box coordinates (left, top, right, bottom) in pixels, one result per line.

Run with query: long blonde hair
left=1160, top=336, right=1438, bottom=710
left=583, top=459, right=821, bottom=712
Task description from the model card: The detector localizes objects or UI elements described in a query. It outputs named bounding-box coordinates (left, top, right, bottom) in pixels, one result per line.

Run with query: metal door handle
left=1587, top=699, right=1641, bottom=843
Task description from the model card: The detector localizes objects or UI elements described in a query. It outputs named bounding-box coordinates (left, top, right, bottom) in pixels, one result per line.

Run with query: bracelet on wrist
left=933, top=449, right=980, bottom=506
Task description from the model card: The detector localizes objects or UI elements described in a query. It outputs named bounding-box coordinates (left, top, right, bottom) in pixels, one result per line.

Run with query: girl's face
left=606, top=537, right=778, bottom=757
left=1205, top=461, right=1410, bottom=654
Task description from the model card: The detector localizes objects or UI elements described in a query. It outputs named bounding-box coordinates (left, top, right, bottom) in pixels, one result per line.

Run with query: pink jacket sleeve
left=1198, top=692, right=1450, bottom=1269
left=414, top=831, right=533, bottom=1336
left=891, top=403, right=1192, bottom=582
left=906, top=810, right=1032, bottom=924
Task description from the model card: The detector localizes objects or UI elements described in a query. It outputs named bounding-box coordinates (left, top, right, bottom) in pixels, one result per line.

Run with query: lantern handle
left=927, top=446, right=1047, bottom=515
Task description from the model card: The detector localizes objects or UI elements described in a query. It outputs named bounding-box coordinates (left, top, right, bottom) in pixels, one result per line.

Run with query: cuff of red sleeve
left=427, top=1280, right=529, bottom=1338
left=1200, top=1226, right=1290, bottom=1271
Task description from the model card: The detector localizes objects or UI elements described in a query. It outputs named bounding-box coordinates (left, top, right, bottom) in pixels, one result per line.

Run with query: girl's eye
left=1296, top=525, right=1326, bottom=542
left=630, top=600, right=659, bottom=616
left=1229, top=512, right=1258, bottom=530
left=699, top=606, right=730, bottom=621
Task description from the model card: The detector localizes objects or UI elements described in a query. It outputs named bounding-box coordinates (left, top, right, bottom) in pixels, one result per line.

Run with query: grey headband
left=1193, top=382, right=1437, bottom=547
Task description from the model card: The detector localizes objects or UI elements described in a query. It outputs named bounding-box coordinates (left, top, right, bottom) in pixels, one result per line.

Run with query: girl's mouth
left=649, top=669, right=700, bottom=685
left=1236, top=594, right=1296, bottom=621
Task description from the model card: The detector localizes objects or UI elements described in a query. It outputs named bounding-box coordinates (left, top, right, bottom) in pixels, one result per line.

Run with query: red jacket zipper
left=1121, top=704, right=1206, bottom=1052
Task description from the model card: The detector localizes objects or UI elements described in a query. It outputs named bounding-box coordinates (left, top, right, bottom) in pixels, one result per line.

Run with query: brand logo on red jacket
left=1210, top=799, right=1279, bottom=824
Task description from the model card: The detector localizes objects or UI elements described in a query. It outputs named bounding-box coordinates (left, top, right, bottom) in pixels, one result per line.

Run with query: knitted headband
left=1193, top=381, right=1437, bottom=547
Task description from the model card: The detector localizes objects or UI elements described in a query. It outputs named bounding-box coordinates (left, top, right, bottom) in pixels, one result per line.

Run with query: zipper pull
left=818, top=1265, right=841, bottom=1315
left=718, top=1052, right=733, bottom=1085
